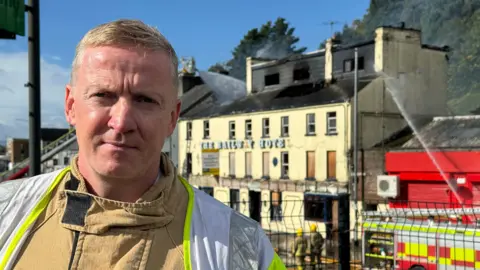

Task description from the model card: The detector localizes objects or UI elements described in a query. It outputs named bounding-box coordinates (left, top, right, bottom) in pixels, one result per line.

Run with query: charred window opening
left=293, top=67, right=310, bottom=81
left=343, top=56, right=365, bottom=72
left=265, top=73, right=280, bottom=86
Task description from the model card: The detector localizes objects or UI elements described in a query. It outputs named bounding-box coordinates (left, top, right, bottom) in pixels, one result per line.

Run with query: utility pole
left=26, top=0, right=41, bottom=176
left=353, top=48, right=359, bottom=244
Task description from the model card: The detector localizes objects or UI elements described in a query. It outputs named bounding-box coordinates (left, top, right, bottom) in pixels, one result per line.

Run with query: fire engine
left=362, top=208, right=480, bottom=270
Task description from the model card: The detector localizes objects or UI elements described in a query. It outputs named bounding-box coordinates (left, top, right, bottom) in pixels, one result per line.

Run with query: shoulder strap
left=0, top=167, right=69, bottom=270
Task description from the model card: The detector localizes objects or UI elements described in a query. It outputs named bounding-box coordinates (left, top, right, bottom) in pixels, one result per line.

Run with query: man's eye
left=93, top=92, right=111, bottom=98
left=136, top=96, right=156, bottom=103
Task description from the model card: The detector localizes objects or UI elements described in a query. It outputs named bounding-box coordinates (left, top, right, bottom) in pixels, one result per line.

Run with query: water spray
left=381, top=72, right=463, bottom=204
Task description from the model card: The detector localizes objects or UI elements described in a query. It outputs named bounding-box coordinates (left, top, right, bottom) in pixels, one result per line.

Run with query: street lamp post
left=353, top=47, right=359, bottom=244
left=26, top=0, right=41, bottom=176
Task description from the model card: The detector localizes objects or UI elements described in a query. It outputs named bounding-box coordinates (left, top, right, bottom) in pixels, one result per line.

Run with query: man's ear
left=168, top=99, right=181, bottom=136
left=65, top=84, right=76, bottom=126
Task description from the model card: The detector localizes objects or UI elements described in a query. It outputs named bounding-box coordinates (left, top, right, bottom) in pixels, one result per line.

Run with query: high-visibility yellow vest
left=0, top=167, right=286, bottom=270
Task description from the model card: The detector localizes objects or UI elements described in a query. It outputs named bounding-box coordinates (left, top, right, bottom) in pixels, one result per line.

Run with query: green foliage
left=322, top=0, right=480, bottom=114
left=209, top=17, right=306, bottom=81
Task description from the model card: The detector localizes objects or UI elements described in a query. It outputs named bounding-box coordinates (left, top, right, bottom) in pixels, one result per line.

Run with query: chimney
left=246, top=57, right=253, bottom=95
left=374, top=26, right=421, bottom=74
left=177, top=73, right=203, bottom=97
left=324, top=38, right=334, bottom=82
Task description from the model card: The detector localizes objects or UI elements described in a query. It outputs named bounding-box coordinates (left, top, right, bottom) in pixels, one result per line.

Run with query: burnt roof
left=470, top=106, right=480, bottom=115
left=180, top=83, right=214, bottom=116
left=252, top=50, right=326, bottom=70
left=180, top=74, right=379, bottom=120
left=402, top=116, right=480, bottom=149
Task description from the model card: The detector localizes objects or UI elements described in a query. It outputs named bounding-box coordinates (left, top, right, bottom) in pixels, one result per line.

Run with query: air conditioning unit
left=377, top=175, right=400, bottom=198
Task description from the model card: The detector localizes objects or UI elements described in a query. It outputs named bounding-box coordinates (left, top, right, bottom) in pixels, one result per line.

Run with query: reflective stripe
left=363, top=221, right=480, bottom=236
left=267, top=253, right=285, bottom=270
left=0, top=167, right=68, bottom=270
left=178, top=176, right=194, bottom=270
left=0, top=171, right=285, bottom=269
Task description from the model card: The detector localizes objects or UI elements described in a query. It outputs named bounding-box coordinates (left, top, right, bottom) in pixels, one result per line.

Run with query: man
left=291, top=228, right=307, bottom=270
left=308, top=224, right=324, bottom=269
left=0, top=19, right=285, bottom=270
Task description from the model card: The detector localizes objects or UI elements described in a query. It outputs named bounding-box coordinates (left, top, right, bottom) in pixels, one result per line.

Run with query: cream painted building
left=176, top=26, right=449, bottom=238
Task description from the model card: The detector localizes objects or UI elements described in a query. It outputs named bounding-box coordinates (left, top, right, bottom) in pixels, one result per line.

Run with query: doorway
left=186, top=153, right=192, bottom=176
left=249, top=191, right=261, bottom=223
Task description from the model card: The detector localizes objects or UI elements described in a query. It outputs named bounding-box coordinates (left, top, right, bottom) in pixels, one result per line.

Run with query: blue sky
left=0, top=0, right=370, bottom=140
left=2, top=0, right=370, bottom=69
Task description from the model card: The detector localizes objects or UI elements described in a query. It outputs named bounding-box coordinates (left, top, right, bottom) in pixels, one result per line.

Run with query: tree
left=209, top=17, right=306, bottom=81
left=449, top=10, right=480, bottom=98
left=208, top=62, right=229, bottom=75
left=319, top=0, right=480, bottom=114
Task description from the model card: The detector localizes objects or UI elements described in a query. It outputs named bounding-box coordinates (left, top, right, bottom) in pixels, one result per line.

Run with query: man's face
left=65, top=46, right=180, bottom=179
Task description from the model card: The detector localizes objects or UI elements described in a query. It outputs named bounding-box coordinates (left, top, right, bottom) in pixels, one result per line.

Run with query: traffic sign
left=0, top=0, right=25, bottom=36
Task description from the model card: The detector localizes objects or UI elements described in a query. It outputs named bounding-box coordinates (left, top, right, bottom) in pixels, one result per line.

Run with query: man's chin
left=95, top=159, right=138, bottom=179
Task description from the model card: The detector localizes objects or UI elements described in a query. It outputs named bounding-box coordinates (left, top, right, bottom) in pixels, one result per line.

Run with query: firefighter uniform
left=309, top=224, right=324, bottom=268
left=292, top=228, right=308, bottom=270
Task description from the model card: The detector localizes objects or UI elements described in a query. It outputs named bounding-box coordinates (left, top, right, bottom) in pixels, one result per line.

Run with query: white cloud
left=0, top=52, right=70, bottom=141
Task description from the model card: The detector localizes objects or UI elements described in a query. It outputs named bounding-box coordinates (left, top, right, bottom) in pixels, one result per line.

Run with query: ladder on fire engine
left=363, top=208, right=480, bottom=218
left=0, top=129, right=77, bottom=182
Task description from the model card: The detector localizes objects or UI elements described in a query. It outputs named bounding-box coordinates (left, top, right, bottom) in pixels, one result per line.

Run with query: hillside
left=322, top=0, right=480, bottom=115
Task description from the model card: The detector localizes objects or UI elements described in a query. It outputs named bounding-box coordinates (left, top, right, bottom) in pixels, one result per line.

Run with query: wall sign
left=201, top=138, right=285, bottom=150
left=201, top=149, right=219, bottom=176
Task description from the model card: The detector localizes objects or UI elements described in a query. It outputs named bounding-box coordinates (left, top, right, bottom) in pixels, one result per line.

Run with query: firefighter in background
left=292, top=228, right=307, bottom=270
left=309, top=224, right=324, bottom=268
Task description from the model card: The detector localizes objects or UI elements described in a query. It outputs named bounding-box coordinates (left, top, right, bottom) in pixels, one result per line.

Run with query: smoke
left=228, top=38, right=298, bottom=81
left=198, top=71, right=246, bottom=106
left=254, top=40, right=291, bottom=60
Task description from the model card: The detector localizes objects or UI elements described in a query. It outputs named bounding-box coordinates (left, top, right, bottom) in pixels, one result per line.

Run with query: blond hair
left=71, top=19, right=179, bottom=88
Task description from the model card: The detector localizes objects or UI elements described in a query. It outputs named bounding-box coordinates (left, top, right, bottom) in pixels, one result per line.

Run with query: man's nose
left=108, top=98, right=137, bottom=133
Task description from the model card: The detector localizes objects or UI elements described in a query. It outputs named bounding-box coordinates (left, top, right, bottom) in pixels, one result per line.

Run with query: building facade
left=176, top=26, right=449, bottom=237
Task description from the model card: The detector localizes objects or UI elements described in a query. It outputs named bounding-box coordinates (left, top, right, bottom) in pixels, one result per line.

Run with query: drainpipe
left=353, top=48, right=359, bottom=244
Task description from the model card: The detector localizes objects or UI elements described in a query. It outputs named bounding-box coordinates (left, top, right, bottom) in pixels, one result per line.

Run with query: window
left=203, top=120, right=210, bottom=139
left=185, top=153, right=192, bottom=175
left=343, top=57, right=365, bottom=72
left=304, top=194, right=332, bottom=221
left=270, top=191, right=283, bottom=221
left=199, top=187, right=214, bottom=197
left=262, top=118, right=270, bottom=137
left=262, top=152, right=270, bottom=178
left=306, top=151, right=316, bottom=180
left=230, top=189, right=240, bottom=212
left=229, top=152, right=235, bottom=177
left=229, top=121, right=236, bottom=139
left=327, top=112, right=337, bottom=134
left=245, top=152, right=252, bottom=178
left=245, top=119, right=252, bottom=138
left=265, top=73, right=280, bottom=86
left=293, top=67, right=310, bottom=81
left=63, top=156, right=70, bottom=165
left=281, top=151, right=289, bottom=178
left=281, top=116, right=289, bottom=137
left=306, top=113, right=316, bottom=135
left=186, top=121, right=192, bottom=140
left=327, top=151, right=336, bottom=179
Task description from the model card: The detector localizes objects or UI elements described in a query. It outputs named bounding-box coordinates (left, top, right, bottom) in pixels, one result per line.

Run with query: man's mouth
left=103, top=141, right=136, bottom=149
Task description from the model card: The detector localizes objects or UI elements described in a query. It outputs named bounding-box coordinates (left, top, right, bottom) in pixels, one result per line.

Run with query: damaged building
left=176, top=25, right=449, bottom=237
